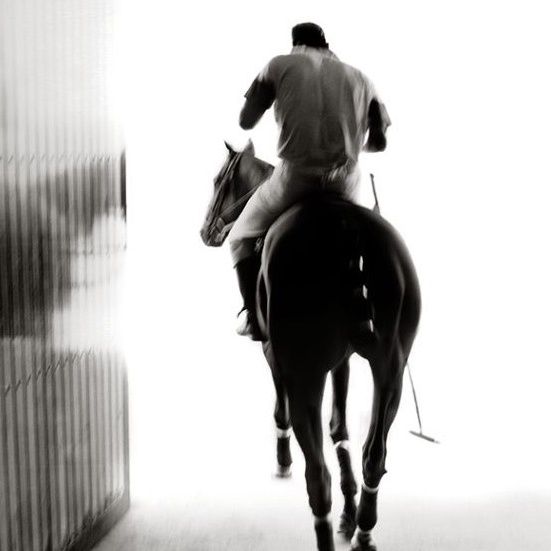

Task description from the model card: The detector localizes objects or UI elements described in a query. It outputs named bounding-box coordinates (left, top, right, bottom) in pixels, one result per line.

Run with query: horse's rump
left=257, top=195, right=421, bottom=371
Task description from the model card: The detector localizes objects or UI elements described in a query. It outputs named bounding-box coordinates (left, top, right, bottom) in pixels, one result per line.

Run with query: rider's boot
left=235, top=254, right=263, bottom=341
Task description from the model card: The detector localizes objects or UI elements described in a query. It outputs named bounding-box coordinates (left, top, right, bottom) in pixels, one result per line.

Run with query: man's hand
left=365, top=130, right=387, bottom=152
left=364, top=99, right=390, bottom=152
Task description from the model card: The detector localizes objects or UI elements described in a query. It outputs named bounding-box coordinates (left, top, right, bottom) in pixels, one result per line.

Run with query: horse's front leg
left=351, top=347, right=405, bottom=551
left=264, top=342, right=292, bottom=477
left=272, top=368, right=292, bottom=477
left=329, top=359, right=357, bottom=540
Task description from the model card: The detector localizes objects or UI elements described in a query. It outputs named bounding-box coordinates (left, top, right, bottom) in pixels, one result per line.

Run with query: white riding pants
left=228, top=159, right=361, bottom=265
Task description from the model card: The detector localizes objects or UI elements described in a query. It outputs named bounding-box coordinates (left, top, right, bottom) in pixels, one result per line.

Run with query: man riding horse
left=229, top=22, right=391, bottom=340
left=201, top=23, right=421, bottom=551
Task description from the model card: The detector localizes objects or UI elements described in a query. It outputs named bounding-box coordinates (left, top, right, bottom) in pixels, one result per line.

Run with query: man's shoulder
left=339, top=61, right=372, bottom=89
left=260, top=52, right=317, bottom=82
left=267, top=52, right=305, bottom=69
left=258, top=54, right=294, bottom=80
left=262, top=51, right=374, bottom=93
left=316, top=54, right=373, bottom=91
left=267, top=47, right=340, bottom=68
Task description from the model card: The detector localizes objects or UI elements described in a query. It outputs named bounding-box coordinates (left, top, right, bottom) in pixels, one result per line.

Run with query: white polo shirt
left=244, top=46, right=390, bottom=169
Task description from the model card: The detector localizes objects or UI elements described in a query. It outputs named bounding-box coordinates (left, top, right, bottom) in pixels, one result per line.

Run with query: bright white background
left=113, top=0, right=551, bottom=507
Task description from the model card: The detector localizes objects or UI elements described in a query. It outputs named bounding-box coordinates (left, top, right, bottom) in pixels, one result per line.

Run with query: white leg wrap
left=361, top=482, right=379, bottom=493
left=334, top=439, right=350, bottom=451
left=276, top=427, right=292, bottom=438
left=314, top=513, right=332, bottom=525
left=353, top=527, right=373, bottom=544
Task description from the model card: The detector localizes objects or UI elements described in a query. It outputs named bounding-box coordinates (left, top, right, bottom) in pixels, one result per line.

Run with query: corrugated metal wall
left=0, top=1, right=129, bottom=550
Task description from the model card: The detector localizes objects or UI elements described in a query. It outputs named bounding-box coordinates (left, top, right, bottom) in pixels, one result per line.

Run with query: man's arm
left=239, top=68, right=276, bottom=130
left=239, top=95, right=271, bottom=129
left=365, top=99, right=391, bottom=152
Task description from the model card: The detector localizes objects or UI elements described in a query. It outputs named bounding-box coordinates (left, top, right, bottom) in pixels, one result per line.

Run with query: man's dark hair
left=292, top=22, right=329, bottom=49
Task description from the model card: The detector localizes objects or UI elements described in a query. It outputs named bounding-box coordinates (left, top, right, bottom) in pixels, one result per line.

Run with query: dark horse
left=200, top=141, right=421, bottom=551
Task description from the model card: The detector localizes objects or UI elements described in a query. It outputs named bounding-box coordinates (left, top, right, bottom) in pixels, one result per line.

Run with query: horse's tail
left=342, top=228, right=380, bottom=357
left=346, top=207, right=422, bottom=360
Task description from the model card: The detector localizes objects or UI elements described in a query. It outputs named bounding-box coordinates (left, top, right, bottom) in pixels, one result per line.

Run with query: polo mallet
left=369, top=173, right=380, bottom=213
left=369, top=173, right=439, bottom=444
left=407, top=363, right=439, bottom=444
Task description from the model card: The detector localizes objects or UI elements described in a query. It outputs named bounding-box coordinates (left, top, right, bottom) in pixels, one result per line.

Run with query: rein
left=207, top=151, right=244, bottom=241
left=215, top=185, right=257, bottom=238
left=210, top=152, right=265, bottom=242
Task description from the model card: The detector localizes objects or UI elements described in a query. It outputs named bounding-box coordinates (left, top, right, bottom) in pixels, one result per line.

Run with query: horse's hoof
left=350, top=529, right=376, bottom=551
left=274, top=464, right=292, bottom=478
left=338, top=512, right=356, bottom=541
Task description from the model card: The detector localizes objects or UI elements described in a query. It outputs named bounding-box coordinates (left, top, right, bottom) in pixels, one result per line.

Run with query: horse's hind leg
left=287, top=373, right=335, bottom=551
left=263, top=342, right=292, bottom=477
left=351, top=253, right=421, bottom=550
left=351, top=346, right=406, bottom=551
left=329, top=359, right=357, bottom=540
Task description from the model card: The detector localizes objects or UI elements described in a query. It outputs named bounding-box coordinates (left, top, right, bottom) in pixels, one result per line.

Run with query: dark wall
left=0, top=2, right=129, bottom=550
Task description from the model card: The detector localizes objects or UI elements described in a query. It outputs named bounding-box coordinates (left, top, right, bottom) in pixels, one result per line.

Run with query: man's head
left=292, top=22, right=329, bottom=49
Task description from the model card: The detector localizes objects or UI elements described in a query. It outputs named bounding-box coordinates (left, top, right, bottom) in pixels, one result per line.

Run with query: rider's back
left=259, top=47, right=378, bottom=169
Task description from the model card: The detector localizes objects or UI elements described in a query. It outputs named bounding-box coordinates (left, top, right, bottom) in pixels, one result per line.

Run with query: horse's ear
left=243, top=139, right=255, bottom=156
left=224, top=141, right=235, bottom=154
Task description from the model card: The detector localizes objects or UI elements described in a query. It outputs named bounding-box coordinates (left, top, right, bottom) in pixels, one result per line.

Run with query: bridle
left=207, top=151, right=259, bottom=244
left=205, top=151, right=243, bottom=243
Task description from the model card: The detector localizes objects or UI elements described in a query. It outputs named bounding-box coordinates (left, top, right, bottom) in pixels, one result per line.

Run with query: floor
left=92, top=465, right=551, bottom=550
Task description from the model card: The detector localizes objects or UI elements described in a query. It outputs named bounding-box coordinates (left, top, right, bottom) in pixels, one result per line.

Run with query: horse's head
left=200, top=140, right=272, bottom=247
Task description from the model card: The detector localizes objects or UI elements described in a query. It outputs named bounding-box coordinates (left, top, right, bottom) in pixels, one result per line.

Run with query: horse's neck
left=217, top=156, right=274, bottom=224
left=235, top=156, right=274, bottom=200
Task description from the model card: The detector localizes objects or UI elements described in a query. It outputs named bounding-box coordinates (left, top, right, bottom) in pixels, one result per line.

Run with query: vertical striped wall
left=0, top=1, right=129, bottom=550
